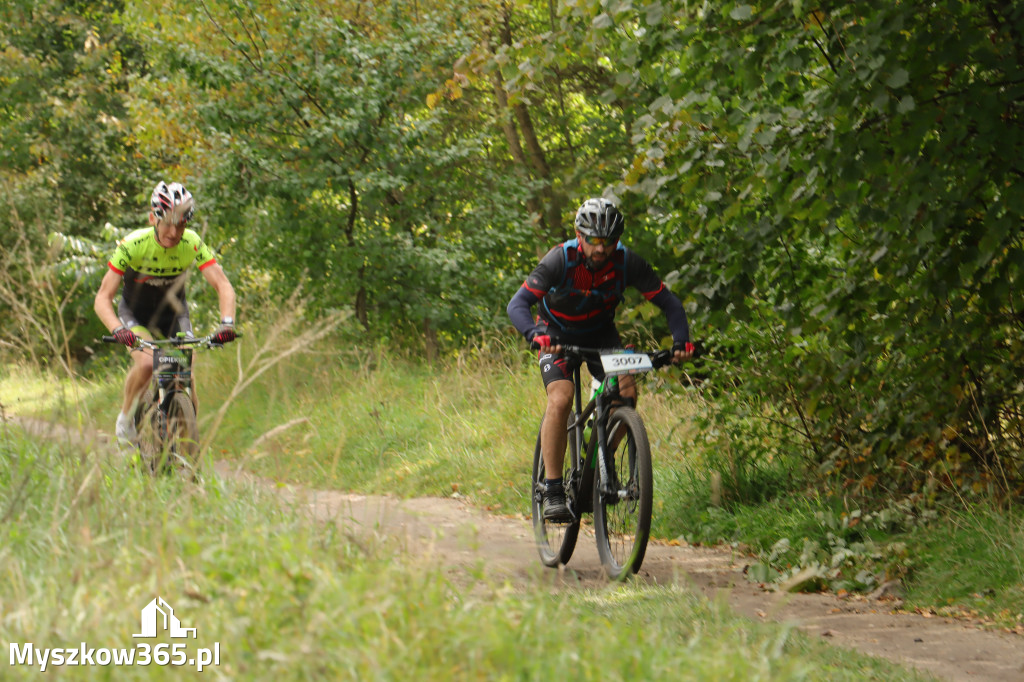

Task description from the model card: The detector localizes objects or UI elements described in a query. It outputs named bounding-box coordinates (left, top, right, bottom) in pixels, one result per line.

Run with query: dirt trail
left=8, top=416, right=1023, bottom=681
left=214, top=461, right=1024, bottom=682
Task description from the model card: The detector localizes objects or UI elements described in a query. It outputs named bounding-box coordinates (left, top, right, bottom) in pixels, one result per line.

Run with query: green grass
left=904, top=504, right=1024, bottom=626
left=663, top=485, right=1024, bottom=628
left=3, top=329, right=1022, bottom=634
left=196, top=342, right=545, bottom=513
left=0, top=422, right=938, bottom=680
left=0, top=363, right=116, bottom=427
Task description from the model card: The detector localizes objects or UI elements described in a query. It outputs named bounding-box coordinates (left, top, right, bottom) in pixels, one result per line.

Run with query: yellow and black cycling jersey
left=106, top=227, right=217, bottom=335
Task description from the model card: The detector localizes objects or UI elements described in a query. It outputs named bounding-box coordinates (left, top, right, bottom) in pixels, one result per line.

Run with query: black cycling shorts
left=118, top=298, right=193, bottom=339
left=537, top=325, right=623, bottom=388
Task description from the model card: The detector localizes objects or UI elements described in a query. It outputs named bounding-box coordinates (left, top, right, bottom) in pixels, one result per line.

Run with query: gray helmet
left=574, top=198, right=624, bottom=241
left=150, top=181, right=195, bottom=225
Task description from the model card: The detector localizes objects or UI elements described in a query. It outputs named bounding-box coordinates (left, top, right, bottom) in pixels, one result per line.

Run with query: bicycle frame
left=103, top=332, right=234, bottom=475
left=564, top=348, right=664, bottom=513
left=565, top=368, right=597, bottom=513
left=150, top=339, right=194, bottom=402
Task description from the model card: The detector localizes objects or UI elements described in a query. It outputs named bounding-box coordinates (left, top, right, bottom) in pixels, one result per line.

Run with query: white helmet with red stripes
left=150, top=181, right=195, bottom=226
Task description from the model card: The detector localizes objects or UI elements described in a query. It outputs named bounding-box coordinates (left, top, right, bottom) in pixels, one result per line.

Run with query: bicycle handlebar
left=101, top=333, right=241, bottom=349
left=529, top=341, right=675, bottom=369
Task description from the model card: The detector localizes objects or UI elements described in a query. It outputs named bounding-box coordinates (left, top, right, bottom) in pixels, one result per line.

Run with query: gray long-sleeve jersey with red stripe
left=506, top=239, right=689, bottom=344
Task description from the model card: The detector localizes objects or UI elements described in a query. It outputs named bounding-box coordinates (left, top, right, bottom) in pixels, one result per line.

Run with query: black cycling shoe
left=543, top=484, right=573, bottom=522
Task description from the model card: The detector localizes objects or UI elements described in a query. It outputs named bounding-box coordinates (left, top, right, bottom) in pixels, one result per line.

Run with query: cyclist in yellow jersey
left=94, top=181, right=237, bottom=443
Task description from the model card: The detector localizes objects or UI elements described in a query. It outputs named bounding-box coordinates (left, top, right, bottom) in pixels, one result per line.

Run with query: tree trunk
left=423, top=317, right=439, bottom=364
left=491, top=2, right=563, bottom=241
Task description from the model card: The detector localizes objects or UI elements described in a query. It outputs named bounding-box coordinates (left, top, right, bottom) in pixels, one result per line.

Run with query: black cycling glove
left=673, top=340, right=696, bottom=355
left=210, top=323, right=237, bottom=345
left=112, top=326, right=138, bottom=348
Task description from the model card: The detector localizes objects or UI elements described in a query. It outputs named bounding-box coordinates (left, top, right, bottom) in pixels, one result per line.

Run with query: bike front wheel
left=593, top=407, right=653, bottom=580
left=162, top=392, right=200, bottom=476
left=133, top=392, right=161, bottom=473
left=530, top=419, right=580, bottom=567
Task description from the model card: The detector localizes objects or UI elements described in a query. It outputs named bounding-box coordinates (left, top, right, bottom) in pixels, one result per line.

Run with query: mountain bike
left=530, top=345, right=673, bottom=580
left=102, top=332, right=235, bottom=478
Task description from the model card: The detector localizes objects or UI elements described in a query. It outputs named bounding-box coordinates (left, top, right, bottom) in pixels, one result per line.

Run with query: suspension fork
left=593, top=391, right=615, bottom=497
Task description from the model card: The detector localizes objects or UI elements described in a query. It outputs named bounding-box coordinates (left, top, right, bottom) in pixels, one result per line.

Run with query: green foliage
left=8, top=330, right=1023, bottom=627
left=741, top=500, right=928, bottom=595
left=8, top=0, right=1024, bottom=509
left=130, top=0, right=543, bottom=346
left=0, top=0, right=152, bottom=237
left=195, top=335, right=542, bottom=511
left=0, top=0, right=160, bottom=362
left=0, top=222, right=105, bottom=367
left=577, top=0, right=1024, bottom=498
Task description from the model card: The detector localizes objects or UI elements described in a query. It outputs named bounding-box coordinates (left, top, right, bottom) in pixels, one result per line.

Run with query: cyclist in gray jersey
left=94, top=181, right=238, bottom=443
left=507, top=198, right=694, bottom=521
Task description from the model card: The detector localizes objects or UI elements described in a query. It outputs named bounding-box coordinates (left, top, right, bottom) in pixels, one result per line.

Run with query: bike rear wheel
left=530, top=419, right=580, bottom=567
left=593, top=407, right=653, bottom=580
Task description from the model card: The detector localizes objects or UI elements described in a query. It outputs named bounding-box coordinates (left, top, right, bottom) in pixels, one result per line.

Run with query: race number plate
left=600, top=352, right=654, bottom=376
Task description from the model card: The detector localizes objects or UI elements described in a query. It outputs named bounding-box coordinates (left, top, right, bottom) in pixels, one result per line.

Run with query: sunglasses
left=578, top=233, right=617, bottom=247
left=159, top=217, right=189, bottom=230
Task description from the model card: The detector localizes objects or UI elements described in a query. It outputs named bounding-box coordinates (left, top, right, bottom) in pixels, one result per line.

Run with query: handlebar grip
left=530, top=339, right=569, bottom=353
left=651, top=349, right=673, bottom=368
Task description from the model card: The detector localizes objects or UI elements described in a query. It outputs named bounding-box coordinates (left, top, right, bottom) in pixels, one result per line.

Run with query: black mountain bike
left=103, top=332, right=235, bottom=477
left=530, top=345, right=673, bottom=580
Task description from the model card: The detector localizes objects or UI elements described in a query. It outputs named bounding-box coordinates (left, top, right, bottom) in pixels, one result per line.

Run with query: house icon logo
left=132, top=597, right=197, bottom=639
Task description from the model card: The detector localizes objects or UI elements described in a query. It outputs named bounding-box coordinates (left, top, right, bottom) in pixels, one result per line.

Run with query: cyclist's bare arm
left=200, top=262, right=236, bottom=321
left=94, top=268, right=125, bottom=332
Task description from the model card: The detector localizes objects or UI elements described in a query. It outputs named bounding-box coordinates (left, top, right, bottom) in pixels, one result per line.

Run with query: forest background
left=3, top=0, right=1024, bottom=593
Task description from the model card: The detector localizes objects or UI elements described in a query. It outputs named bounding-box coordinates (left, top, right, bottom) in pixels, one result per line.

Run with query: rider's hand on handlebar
left=210, top=323, right=237, bottom=345
left=531, top=334, right=562, bottom=354
left=671, top=340, right=695, bottom=364
left=111, top=325, right=138, bottom=348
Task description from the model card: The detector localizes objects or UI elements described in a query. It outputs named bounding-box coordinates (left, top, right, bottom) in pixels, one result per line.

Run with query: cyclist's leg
left=608, top=375, right=638, bottom=449
left=537, top=350, right=578, bottom=520
left=541, top=379, right=573, bottom=476
left=539, top=350, right=576, bottom=473
left=121, top=328, right=155, bottom=416
left=116, top=302, right=157, bottom=415
left=618, top=374, right=638, bottom=402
